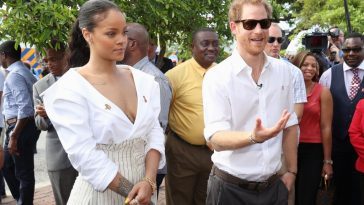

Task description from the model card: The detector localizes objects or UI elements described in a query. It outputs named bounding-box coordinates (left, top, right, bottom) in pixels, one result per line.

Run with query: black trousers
left=332, top=150, right=361, bottom=205
left=206, top=174, right=288, bottom=205
left=360, top=172, right=364, bottom=205
left=295, top=143, right=323, bottom=205
left=3, top=120, right=39, bottom=205
left=0, top=127, right=6, bottom=197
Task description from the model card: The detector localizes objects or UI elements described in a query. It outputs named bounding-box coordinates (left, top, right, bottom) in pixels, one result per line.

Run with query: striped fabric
left=67, top=138, right=156, bottom=205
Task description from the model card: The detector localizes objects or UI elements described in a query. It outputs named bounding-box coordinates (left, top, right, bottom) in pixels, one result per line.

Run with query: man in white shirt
left=264, top=23, right=306, bottom=121
left=202, top=0, right=298, bottom=204
left=264, top=23, right=306, bottom=205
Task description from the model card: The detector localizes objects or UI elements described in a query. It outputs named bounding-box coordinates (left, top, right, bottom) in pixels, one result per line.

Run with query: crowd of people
left=0, top=0, right=363, bottom=205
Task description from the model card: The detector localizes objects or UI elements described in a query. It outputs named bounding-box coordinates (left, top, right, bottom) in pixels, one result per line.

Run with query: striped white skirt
left=67, top=138, right=156, bottom=205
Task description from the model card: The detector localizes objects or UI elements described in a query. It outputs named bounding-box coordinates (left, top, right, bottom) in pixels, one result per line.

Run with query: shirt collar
left=190, top=57, right=215, bottom=77
left=133, top=56, right=150, bottom=70
left=231, top=48, right=271, bottom=76
left=6, top=61, right=23, bottom=73
left=343, top=60, right=364, bottom=71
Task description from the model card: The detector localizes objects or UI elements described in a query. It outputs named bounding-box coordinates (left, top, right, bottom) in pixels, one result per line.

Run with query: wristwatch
left=323, top=159, right=333, bottom=165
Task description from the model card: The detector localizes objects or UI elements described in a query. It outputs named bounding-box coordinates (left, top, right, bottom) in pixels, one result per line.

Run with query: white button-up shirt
left=203, top=49, right=297, bottom=181
left=319, top=61, right=364, bottom=92
left=42, top=66, right=165, bottom=191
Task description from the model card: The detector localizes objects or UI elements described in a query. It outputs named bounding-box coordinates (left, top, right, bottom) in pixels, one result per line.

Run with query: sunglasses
left=234, top=19, right=272, bottom=30
left=268, top=37, right=284, bottom=44
left=342, top=47, right=363, bottom=54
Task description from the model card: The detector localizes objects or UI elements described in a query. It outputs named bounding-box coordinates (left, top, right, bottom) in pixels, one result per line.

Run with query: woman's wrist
left=143, top=176, right=157, bottom=193
left=323, top=159, right=333, bottom=165
left=118, top=176, right=134, bottom=197
left=286, top=170, right=297, bottom=177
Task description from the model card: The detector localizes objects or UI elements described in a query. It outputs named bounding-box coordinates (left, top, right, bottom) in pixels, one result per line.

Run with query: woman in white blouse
left=41, top=1, right=165, bottom=205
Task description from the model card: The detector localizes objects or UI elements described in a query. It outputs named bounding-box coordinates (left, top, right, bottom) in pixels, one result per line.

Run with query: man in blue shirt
left=0, top=40, right=39, bottom=205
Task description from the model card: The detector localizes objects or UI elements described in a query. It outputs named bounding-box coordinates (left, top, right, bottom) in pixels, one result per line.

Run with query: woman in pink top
left=291, top=51, right=333, bottom=205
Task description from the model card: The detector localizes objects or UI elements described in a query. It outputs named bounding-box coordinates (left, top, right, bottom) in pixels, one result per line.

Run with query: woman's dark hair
left=291, top=50, right=320, bottom=82
left=68, top=0, right=121, bottom=68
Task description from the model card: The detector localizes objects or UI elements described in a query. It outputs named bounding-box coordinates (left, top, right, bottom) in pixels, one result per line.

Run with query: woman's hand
left=281, top=172, right=296, bottom=192
left=125, top=181, right=153, bottom=205
left=322, top=163, right=333, bottom=179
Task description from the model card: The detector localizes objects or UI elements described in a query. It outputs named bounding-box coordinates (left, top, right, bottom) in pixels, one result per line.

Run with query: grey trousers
left=206, top=174, right=288, bottom=205
left=48, top=166, right=78, bottom=205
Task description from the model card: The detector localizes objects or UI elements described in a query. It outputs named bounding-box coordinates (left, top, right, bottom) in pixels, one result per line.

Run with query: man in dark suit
left=320, top=32, right=364, bottom=205
left=33, top=41, right=77, bottom=205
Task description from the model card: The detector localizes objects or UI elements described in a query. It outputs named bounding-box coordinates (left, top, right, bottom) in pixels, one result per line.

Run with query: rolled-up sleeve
left=202, top=71, right=232, bottom=140
left=42, top=86, right=118, bottom=191
left=9, top=73, right=34, bottom=119
left=145, top=82, right=166, bottom=169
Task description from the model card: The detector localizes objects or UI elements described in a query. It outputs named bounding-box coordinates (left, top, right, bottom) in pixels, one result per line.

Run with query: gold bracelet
left=143, top=177, right=157, bottom=193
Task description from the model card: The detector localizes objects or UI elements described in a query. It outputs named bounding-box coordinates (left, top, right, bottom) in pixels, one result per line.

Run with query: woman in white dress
left=41, top=0, right=165, bottom=204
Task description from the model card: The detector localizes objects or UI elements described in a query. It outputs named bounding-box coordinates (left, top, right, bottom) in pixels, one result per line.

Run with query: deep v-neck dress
left=41, top=65, right=165, bottom=204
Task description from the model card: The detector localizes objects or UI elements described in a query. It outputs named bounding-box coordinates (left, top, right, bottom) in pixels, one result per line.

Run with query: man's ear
left=129, top=39, right=137, bottom=49
left=230, top=21, right=238, bottom=36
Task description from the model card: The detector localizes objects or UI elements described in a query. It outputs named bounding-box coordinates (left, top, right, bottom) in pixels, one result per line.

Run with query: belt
left=211, top=166, right=280, bottom=192
left=6, top=117, right=34, bottom=126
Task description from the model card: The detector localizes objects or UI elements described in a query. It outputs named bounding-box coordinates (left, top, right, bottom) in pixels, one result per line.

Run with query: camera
left=302, top=32, right=328, bottom=52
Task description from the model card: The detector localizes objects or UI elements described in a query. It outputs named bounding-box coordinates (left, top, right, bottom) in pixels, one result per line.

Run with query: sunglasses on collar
left=234, top=19, right=272, bottom=30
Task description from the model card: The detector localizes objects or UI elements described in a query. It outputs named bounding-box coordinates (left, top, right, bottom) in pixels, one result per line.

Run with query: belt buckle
left=242, top=181, right=269, bottom=192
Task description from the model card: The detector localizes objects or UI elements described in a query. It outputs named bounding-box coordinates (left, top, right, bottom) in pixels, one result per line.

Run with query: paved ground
left=0, top=132, right=167, bottom=205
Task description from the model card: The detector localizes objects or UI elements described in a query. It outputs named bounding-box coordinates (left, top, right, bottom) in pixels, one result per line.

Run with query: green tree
left=0, top=0, right=231, bottom=59
left=270, top=0, right=364, bottom=34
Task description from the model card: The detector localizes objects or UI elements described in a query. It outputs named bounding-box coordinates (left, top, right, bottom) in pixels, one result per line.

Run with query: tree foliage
left=0, top=0, right=362, bottom=59
left=0, top=0, right=231, bottom=58
left=271, top=0, right=364, bottom=34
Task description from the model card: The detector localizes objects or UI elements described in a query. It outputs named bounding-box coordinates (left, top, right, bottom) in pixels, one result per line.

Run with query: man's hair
left=126, top=23, right=149, bottom=54
left=270, top=23, right=284, bottom=37
left=192, top=27, right=217, bottom=44
left=0, top=40, right=21, bottom=60
left=345, top=32, right=364, bottom=42
left=228, top=0, right=272, bottom=22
